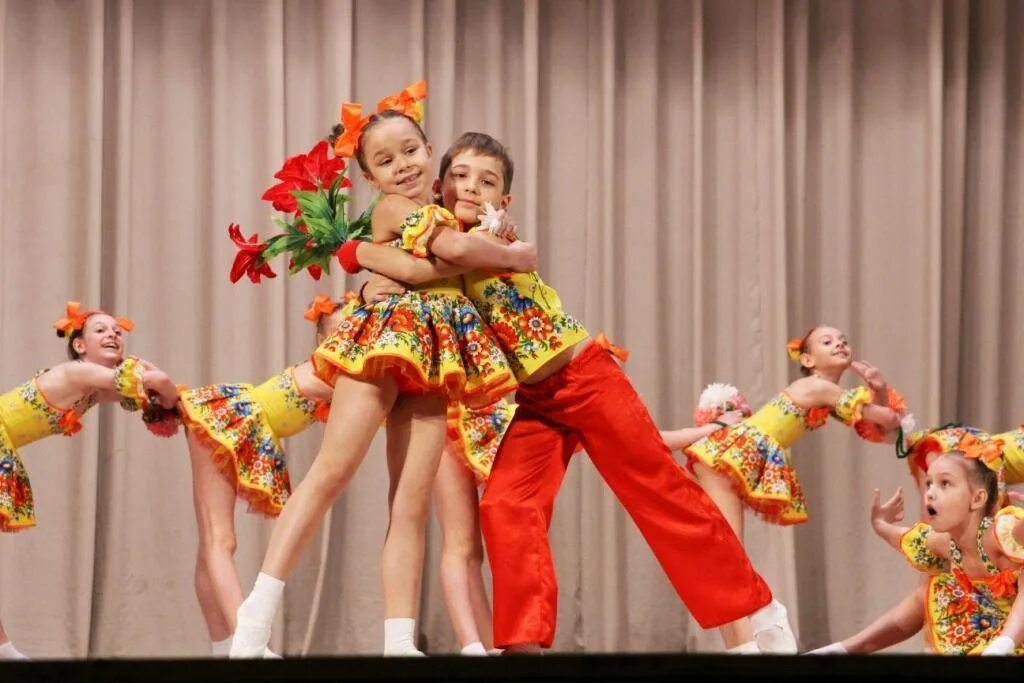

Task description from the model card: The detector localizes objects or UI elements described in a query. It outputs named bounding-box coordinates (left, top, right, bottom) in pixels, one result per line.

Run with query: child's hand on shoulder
left=491, top=209, right=518, bottom=242
left=507, top=240, right=537, bottom=272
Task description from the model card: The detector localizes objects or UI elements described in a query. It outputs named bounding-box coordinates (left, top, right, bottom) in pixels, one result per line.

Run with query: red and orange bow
left=52, top=301, right=134, bottom=336
left=594, top=332, right=629, bottom=363
left=332, top=80, right=428, bottom=159
left=304, top=295, right=340, bottom=325
left=959, top=433, right=1005, bottom=473
left=786, top=327, right=819, bottom=362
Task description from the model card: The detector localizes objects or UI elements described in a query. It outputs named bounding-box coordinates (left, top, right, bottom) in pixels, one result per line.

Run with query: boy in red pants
left=345, top=132, right=795, bottom=654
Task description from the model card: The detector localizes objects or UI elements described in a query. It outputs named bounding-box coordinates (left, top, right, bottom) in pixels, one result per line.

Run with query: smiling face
left=359, top=116, right=433, bottom=202
left=72, top=313, right=126, bottom=367
left=437, top=150, right=511, bottom=226
left=923, top=453, right=991, bottom=533
left=799, top=325, right=852, bottom=376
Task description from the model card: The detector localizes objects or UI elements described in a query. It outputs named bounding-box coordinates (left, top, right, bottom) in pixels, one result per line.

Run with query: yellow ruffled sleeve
left=399, top=204, right=460, bottom=258
left=993, top=506, right=1024, bottom=564
left=113, top=356, right=146, bottom=409
left=899, top=522, right=948, bottom=573
left=833, top=386, right=873, bottom=426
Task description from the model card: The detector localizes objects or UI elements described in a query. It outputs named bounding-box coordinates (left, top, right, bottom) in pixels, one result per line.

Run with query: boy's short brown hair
left=438, top=132, right=514, bottom=193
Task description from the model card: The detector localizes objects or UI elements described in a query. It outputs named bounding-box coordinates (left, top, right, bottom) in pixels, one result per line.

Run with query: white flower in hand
left=478, top=202, right=503, bottom=233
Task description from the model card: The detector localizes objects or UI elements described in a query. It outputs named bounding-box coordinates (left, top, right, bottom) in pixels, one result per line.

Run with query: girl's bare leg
left=381, top=394, right=447, bottom=654
left=231, top=374, right=398, bottom=657
left=434, top=449, right=493, bottom=652
left=187, top=432, right=242, bottom=644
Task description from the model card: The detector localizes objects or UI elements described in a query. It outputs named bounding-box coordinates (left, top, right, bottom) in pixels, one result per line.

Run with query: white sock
left=0, top=641, right=28, bottom=660
left=487, top=648, right=504, bottom=656
left=750, top=599, right=798, bottom=654
left=460, top=641, right=488, bottom=656
left=383, top=618, right=425, bottom=656
left=503, top=642, right=542, bottom=654
left=263, top=647, right=283, bottom=659
left=229, top=572, right=285, bottom=658
left=210, top=636, right=232, bottom=657
left=982, top=635, right=1016, bottom=656
left=807, top=641, right=848, bottom=655
left=726, top=640, right=761, bottom=654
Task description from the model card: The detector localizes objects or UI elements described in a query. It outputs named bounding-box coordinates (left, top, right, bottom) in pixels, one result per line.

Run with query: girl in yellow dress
left=177, top=296, right=343, bottom=657
left=0, top=302, right=179, bottom=660
left=664, top=326, right=903, bottom=651
left=856, top=439, right=1024, bottom=655
left=231, top=82, right=536, bottom=657
left=809, top=428, right=1024, bottom=655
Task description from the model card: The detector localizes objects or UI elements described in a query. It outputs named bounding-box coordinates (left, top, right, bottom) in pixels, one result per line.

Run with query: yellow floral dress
left=898, top=507, right=1024, bottom=655
left=0, top=374, right=97, bottom=531
left=178, top=366, right=328, bottom=517
left=314, top=205, right=517, bottom=407
left=446, top=398, right=517, bottom=482
left=684, top=386, right=874, bottom=525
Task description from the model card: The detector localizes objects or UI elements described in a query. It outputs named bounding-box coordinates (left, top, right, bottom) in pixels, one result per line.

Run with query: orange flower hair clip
left=53, top=301, right=134, bottom=337
left=304, top=295, right=340, bottom=325
left=332, top=80, right=428, bottom=159
left=959, top=433, right=1005, bottom=473
left=786, top=326, right=820, bottom=363
left=785, top=338, right=803, bottom=362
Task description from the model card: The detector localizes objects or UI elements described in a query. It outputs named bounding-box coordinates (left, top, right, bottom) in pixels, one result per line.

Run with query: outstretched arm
left=661, top=411, right=746, bottom=451
left=839, top=586, right=926, bottom=653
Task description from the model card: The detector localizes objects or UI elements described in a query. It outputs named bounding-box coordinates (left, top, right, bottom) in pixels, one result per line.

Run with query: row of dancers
left=2, top=80, right=1022, bottom=660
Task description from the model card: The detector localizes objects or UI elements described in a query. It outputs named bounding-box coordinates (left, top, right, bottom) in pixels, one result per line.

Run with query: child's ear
left=500, top=193, right=512, bottom=210
left=362, top=169, right=379, bottom=191
left=800, top=353, right=814, bottom=372
left=73, top=338, right=87, bottom=355
left=424, top=141, right=433, bottom=158
left=431, top=177, right=442, bottom=199
left=969, top=486, right=989, bottom=512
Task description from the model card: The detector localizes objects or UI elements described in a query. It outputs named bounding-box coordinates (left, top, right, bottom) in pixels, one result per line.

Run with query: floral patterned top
left=462, top=265, right=589, bottom=382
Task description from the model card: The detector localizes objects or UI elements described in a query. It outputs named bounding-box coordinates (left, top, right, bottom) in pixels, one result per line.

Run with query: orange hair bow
left=786, top=338, right=803, bottom=362
left=786, top=326, right=821, bottom=363
left=333, top=103, right=370, bottom=159
left=304, top=295, right=340, bottom=324
left=376, top=80, right=427, bottom=124
left=53, top=301, right=134, bottom=336
left=959, top=433, right=1005, bottom=473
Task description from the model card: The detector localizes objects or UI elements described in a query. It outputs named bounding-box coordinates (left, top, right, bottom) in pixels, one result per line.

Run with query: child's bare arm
left=840, top=586, right=926, bottom=653
left=661, top=411, right=745, bottom=451
left=428, top=229, right=537, bottom=272
left=354, top=242, right=469, bottom=284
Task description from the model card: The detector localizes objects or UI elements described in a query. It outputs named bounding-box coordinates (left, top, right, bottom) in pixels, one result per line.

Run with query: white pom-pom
left=697, top=383, right=740, bottom=411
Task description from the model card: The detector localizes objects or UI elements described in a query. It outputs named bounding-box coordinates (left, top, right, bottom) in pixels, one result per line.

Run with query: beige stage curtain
left=0, top=0, right=1020, bottom=657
